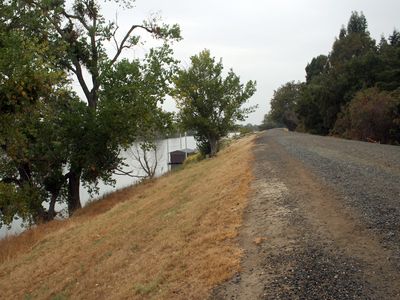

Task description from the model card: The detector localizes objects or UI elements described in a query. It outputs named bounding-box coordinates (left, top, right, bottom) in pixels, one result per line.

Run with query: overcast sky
left=96, top=0, right=400, bottom=124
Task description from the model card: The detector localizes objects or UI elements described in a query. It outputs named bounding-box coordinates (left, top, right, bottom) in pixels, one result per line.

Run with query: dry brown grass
left=0, top=135, right=254, bottom=299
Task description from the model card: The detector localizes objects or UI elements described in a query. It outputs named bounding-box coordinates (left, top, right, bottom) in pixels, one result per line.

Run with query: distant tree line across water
left=261, top=11, right=400, bottom=145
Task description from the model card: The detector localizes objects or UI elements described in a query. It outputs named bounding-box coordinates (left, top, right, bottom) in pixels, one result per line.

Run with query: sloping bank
left=0, top=135, right=254, bottom=299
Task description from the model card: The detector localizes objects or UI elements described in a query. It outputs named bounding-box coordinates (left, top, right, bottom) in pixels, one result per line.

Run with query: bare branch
left=128, top=143, right=158, bottom=179
left=113, top=167, right=146, bottom=178
left=61, top=11, right=90, bottom=31
left=109, top=24, right=155, bottom=67
left=112, top=24, right=120, bottom=50
left=73, top=59, right=92, bottom=104
left=64, top=63, right=77, bottom=74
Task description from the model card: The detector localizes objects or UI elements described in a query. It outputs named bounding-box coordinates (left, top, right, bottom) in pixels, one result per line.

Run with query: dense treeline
left=263, top=12, right=400, bottom=144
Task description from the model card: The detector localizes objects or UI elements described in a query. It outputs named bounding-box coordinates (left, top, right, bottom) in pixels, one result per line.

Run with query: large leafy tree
left=21, top=0, right=180, bottom=213
left=0, top=0, right=180, bottom=226
left=0, top=4, right=77, bottom=224
left=173, top=50, right=256, bottom=156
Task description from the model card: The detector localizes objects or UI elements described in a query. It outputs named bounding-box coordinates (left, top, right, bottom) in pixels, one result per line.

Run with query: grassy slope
left=0, top=135, right=254, bottom=299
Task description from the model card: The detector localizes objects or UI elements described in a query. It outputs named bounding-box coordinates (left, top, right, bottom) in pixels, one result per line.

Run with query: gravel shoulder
left=211, top=129, right=400, bottom=299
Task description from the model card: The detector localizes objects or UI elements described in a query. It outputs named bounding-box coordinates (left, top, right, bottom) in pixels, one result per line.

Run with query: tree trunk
left=47, top=192, right=58, bottom=221
left=209, top=136, right=219, bottom=157
left=67, top=171, right=82, bottom=216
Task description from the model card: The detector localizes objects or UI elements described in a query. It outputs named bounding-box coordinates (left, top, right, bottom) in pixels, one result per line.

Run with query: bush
left=238, top=126, right=253, bottom=135
left=183, top=153, right=204, bottom=166
left=195, top=137, right=211, bottom=156
left=333, top=88, right=400, bottom=144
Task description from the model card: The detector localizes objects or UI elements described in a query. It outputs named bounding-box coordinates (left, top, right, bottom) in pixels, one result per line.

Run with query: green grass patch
left=133, top=275, right=164, bottom=296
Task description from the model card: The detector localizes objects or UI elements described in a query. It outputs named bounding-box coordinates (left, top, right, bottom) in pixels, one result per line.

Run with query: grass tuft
left=133, top=275, right=164, bottom=296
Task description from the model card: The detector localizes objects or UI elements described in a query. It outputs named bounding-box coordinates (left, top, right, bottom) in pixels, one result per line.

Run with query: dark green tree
left=268, top=81, right=302, bottom=131
left=389, top=30, right=400, bottom=46
left=0, top=16, right=77, bottom=224
left=347, top=11, right=368, bottom=34
left=0, top=0, right=181, bottom=226
left=273, top=11, right=400, bottom=144
left=376, top=30, right=400, bottom=91
left=299, top=11, right=378, bottom=133
left=305, top=55, right=328, bottom=83
left=19, top=0, right=181, bottom=214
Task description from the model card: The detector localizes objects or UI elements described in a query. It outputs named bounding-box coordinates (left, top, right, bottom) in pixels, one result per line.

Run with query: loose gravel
left=211, top=129, right=400, bottom=299
left=272, top=130, right=400, bottom=251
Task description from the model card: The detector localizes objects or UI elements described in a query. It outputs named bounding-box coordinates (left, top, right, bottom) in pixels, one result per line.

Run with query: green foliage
left=0, top=0, right=181, bottom=226
left=259, top=114, right=280, bottom=131
left=183, top=153, right=204, bottom=166
left=269, top=11, right=400, bottom=145
left=268, top=81, right=302, bottom=131
left=0, top=6, right=77, bottom=225
left=133, top=275, right=164, bottom=296
left=296, top=77, right=327, bottom=133
left=238, top=123, right=258, bottom=135
left=305, top=55, right=328, bottom=83
left=173, top=49, right=256, bottom=156
left=347, top=11, right=368, bottom=35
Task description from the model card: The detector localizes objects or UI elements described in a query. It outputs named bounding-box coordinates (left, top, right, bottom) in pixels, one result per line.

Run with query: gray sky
left=98, top=0, right=400, bottom=124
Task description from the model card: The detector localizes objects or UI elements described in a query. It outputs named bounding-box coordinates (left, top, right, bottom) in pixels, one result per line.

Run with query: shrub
left=183, top=153, right=204, bottom=166
left=334, top=88, right=400, bottom=144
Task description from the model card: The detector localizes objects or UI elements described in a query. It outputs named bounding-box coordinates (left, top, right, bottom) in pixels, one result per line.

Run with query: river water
left=0, top=136, right=197, bottom=239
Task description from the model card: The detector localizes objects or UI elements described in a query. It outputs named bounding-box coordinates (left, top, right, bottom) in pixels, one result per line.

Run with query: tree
left=347, top=11, right=368, bottom=35
left=268, top=81, right=302, bottom=131
left=298, top=11, right=378, bottom=133
left=376, top=30, right=400, bottom=91
left=0, top=2, right=79, bottom=225
left=16, top=0, right=181, bottom=215
left=259, top=113, right=279, bottom=131
left=173, top=50, right=256, bottom=156
left=330, top=12, right=375, bottom=67
left=128, top=143, right=160, bottom=180
left=296, top=76, right=327, bottom=134
left=269, top=11, right=400, bottom=145
left=389, top=29, right=400, bottom=46
left=0, top=0, right=181, bottom=227
left=305, top=55, right=328, bottom=83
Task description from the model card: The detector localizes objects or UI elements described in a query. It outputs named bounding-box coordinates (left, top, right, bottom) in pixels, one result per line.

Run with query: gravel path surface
left=275, top=129, right=400, bottom=248
left=211, top=129, right=400, bottom=299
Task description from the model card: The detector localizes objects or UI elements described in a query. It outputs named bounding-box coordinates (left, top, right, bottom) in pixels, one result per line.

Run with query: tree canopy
left=263, top=11, right=400, bottom=144
left=0, top=0, right=180, bottom=227
left=268, top=81, right=302, bottom=131
left=173, top=50, right=256, bottom=156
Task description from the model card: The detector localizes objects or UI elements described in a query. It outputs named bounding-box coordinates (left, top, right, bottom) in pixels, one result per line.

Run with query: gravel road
left=212, top=129, right=400, bottom=299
